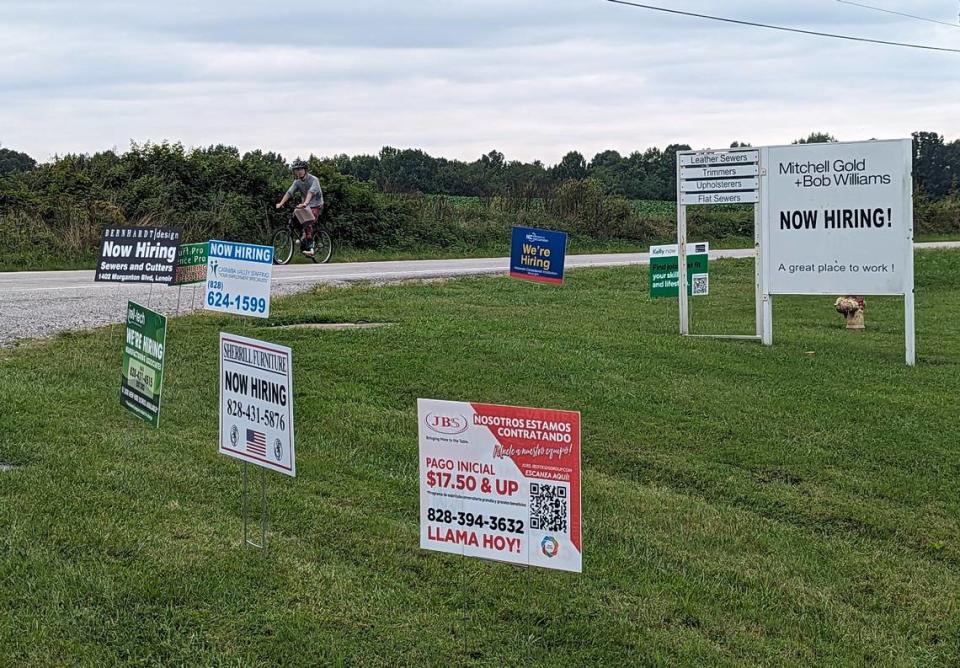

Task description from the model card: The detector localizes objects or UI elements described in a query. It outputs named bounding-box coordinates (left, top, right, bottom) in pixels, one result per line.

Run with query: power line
left=605, top=0, right=960, bottom=53
left=835, top=0, right=960, bottom=29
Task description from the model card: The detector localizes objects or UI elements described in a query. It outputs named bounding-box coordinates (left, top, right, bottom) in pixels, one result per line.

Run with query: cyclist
left=276, top=159, right=324, bottom=258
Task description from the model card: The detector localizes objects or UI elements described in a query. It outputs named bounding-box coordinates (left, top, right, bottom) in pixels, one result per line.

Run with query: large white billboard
left=765, top=139, right=912, bottom=295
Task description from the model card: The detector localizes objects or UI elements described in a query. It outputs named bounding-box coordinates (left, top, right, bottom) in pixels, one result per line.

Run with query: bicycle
left=271, top=207, right=333, bottom=265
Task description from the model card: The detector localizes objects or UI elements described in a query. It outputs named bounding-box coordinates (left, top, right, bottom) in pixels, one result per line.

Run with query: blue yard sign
left=509, top=226, right=568, bottom=284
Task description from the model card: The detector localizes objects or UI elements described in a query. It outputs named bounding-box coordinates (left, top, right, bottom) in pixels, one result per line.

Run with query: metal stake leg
left=242, top=462, right=250, bottom=546
left=260, top=465, right=268, bottom=549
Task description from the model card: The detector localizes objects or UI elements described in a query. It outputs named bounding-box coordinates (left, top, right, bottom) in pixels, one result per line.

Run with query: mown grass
left=2, top=251, right=960, bottom=665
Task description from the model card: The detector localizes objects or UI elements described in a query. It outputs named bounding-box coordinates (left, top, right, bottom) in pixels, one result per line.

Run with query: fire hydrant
left=834, top=296, right=865, bottom=330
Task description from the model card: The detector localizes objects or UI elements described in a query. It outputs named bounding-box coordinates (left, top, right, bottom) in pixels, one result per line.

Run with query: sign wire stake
left=242, top=462, right=268, bottom=550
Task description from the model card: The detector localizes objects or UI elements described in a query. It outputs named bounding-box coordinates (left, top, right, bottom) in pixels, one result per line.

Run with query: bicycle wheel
left=313, top=229, right=333, bottom=264
left=272, top=228, right=294, bottom=265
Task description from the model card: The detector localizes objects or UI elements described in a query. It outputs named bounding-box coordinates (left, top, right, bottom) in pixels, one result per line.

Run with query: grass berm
left=1, top=252, right=960, bottom=664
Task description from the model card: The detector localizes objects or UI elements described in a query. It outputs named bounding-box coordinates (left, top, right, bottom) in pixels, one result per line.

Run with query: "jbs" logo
left=425, top=413, right=469, bottom=435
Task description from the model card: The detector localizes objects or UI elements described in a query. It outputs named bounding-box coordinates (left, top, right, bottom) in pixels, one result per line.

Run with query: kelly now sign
left=649, top=242, right=709, bottom=299
left=418, top=399, right=582, bottom=573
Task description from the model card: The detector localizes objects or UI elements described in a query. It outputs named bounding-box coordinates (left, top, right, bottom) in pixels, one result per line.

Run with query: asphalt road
left=1, top=243, right=957, bottom=346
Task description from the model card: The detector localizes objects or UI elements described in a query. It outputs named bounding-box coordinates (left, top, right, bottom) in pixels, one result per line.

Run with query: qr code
left=692, top=273, right=709, bottom=296
left=529, top=482, right=568, bottom=532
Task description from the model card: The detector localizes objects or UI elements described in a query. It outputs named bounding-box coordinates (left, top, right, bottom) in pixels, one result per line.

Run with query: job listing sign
left=510, top=226, right=567, bottom=284
left=766, top=139, right=912, bottom=296
left=204, top=240, right=273, bottom=318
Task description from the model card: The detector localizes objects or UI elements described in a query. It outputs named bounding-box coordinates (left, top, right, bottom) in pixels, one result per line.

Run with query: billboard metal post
left=677, top=181, right=689, bottom=336
left=759, top=147, right=773, bottom=345
left=903, top=145, right=916, bottom=366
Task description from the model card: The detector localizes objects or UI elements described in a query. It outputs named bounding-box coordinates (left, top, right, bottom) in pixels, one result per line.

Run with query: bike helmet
left=291, top=159, right=308, bottom=171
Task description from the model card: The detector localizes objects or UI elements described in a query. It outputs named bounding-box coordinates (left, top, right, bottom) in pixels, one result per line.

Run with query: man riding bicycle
left=276, top=159, right=324, bottom=258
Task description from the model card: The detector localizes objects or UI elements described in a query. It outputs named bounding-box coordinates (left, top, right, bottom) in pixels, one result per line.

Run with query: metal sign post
left=677, top=180, right=689, bottom=335
left=904, top=181, right=916, bottom=366
left=758, top=147, right=774, bottom=345
left=242, top=462, right=268, bottom=549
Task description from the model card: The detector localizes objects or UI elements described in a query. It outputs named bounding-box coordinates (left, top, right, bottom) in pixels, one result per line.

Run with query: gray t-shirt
left=286, top=173, right=324, bottom=208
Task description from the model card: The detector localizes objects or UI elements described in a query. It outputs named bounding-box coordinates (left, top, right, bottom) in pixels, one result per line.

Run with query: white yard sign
left=204, top=240, right=273, bottom=319
left=219, top=333, right=295, bottom=476
left=765, top=139, right=912, bottom=296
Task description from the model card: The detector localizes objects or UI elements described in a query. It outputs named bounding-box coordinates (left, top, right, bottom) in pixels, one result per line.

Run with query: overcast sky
left=1, top=0, right=958, bottom=164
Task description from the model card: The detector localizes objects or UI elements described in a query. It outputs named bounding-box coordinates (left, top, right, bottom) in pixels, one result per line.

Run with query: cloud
left=2, top=0, right=958, bottom=163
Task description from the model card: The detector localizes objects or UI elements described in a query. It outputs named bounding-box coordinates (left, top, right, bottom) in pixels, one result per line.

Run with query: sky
left=1, top=0, right=959, bottom=164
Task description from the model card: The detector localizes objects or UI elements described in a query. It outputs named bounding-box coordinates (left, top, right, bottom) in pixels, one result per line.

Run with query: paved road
left=1, top=242, right=957, bottom=346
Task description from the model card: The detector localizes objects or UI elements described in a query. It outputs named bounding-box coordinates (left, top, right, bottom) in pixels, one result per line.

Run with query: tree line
left=2, top=131, right=958, bottom=202
left=324, top=131, right=959, bottom=200
left=0, top=132, right=956, bottom=269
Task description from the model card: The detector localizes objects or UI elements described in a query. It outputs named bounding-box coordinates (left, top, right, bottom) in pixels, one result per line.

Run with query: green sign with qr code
left=120, top=301, right=167, bottom=427
left=649, top=242, right=710, bottom=299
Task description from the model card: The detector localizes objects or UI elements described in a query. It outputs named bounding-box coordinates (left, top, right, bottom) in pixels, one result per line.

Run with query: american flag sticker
left=246, top=429, right=267, bottom=457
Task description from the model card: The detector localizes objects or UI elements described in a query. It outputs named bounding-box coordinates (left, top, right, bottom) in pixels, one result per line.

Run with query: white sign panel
left=219, top=333, right=295, bottom=476
left=205, top=241, right=273, bottom=318
left=681, top=191, right=760, bottom=206
left=679, top=150, right=759, bottom=167
left=766, top=139, right=912, bottom=295
left=418, top=399, right=582, bottom=573
left=681, top=164, right=759, bottom=180
left=682, top=177, right=759, bottom=193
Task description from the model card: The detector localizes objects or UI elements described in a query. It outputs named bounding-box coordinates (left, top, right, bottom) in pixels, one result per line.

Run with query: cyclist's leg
left=304, top=206, right=322, bottom=250
left=299, top=216, right=313, bottom=251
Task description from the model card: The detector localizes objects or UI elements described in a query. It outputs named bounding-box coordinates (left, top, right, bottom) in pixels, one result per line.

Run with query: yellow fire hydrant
left=834, top=296, right=865, bottom=330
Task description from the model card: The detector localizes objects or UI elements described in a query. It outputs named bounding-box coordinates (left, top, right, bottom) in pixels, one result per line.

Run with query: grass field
left=2, top=252, right=960, bottom=665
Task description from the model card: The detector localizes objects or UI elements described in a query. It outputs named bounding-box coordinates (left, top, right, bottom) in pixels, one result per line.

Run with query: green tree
left=551, top=151, right=587, bottom=182
left=793, top=132, right=837, bottom=144
left=588, top=150, right=628, bottom=196
left=912, top=131, right=956, bottom=199
left=0, top=147, right=37, bottom=175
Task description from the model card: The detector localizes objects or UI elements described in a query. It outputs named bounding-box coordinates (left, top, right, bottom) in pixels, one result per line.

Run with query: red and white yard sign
left=418, top=399, right=581, bottom=573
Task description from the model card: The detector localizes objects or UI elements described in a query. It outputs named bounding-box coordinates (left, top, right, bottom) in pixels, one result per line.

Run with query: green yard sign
left=650, top=242, right=710, bottom=299
left=120, top=302, right=167, bottom=427
left=172, top=241, right=208, bottom=285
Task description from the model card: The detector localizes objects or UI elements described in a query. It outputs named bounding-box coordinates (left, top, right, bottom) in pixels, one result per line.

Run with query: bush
left=915, top=191, right=960, bottom=236
left=4, top=144, right=958, bottom=271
